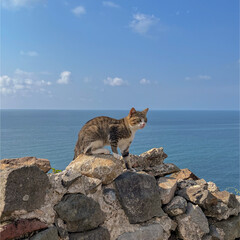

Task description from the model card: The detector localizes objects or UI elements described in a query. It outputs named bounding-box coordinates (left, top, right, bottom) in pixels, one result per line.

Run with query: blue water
left=0, top=110, right=239, bottom=192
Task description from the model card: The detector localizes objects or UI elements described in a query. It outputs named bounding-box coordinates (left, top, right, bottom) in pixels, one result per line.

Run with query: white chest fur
left=118, top=131, right=135, bottom=152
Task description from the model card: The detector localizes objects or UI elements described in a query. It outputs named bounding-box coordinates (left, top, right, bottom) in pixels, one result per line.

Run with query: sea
left=0, top=109, right=239, bottom=192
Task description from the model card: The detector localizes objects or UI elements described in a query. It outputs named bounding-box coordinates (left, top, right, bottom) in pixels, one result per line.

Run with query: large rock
left=131, top=147, right=168, bottom=168
left=209, top=213, right=240, bottom=240
left=117, top=224, right=164, bottom=240
left=0, top=157, right=51, bottom=173
left=66, top=154, right=124, bottom=184
left=0, top=166, right=50, bottom=220
left=158, top=177, right=177, bottom=204
left=145, top=163, right=180, bottom=177
left=0, top=219, right=47, bottom=240
left=114, top=171, right=164, bottom=224
left=163, top=196, right=187, bottom=217
left=69, top=227, right=110, bottom=240
left=30, top=226, right=59, bottom=240
left=54, top=193, right=105, bottom=232
left=171, top=168, right=199, bottom=180
left=176, top=202, right=209, bottom=240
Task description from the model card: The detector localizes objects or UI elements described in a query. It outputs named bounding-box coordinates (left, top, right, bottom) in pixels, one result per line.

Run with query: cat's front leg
left=111, top=143, right=122, bottom=160
left=121, top=148, right=135, bottom=172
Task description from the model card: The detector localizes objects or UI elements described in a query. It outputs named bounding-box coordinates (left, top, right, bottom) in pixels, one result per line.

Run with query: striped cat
left=74, top=107, right=149, bottom=170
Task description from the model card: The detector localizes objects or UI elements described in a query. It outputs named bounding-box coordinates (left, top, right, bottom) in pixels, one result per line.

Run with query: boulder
left=66, top=154, right=124, bottom=184
left=117, top=224, right=164, bottom=240
left=69, top=227, right=110, bottom=240
left=207, top=182, right=219, bottom=193
left=0, top=219, right=48, bottom=240
left=54, top=193, right=105, bottom=232
left=171, top=168, right=199, bottom=180
left=114, top=171, right=164, bottom=224
left=209, top=213, right=240, bottom=240
left=143, top=163, right=180, bottom=177
left=158, top=177, right=177, bottom=204
left=212, top=191, right=239, bottom=208
left=177, top=184, right=218, bottom=209
left=176, top=202, right=209, bottom=240
left=0, top=166, right=50, bottom=220
left=0, top=157, right=51, bottom=173
left=163, top=196, right=187, bottom=217
left=30, top=226, right=59, bottom=240
left=177, top=179, right=197, bottom=190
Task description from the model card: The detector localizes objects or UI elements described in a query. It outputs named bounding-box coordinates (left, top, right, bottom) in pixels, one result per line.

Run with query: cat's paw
left=113, top=153, right=122, bottom=160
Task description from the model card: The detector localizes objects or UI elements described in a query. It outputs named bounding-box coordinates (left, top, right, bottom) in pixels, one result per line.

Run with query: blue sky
left=0, top=0, right=239, bottom=110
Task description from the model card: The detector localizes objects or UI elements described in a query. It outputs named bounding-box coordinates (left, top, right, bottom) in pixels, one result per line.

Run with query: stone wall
left=0, top=148, right=239, bottom=240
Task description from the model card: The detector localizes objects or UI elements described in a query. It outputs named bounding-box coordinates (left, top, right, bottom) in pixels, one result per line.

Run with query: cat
left=74, top=107, right=149, bottom=170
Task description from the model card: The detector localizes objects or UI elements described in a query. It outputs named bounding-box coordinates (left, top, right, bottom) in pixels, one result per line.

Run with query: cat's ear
left=142, top=108, right=149, bottom=115
left=129, top=107, right=136, bottom=117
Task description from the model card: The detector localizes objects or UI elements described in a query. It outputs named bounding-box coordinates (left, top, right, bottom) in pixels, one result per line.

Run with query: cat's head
left=127, top=107, right=149, bottom=130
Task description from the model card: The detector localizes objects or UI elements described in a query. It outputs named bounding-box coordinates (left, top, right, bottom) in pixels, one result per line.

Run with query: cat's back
left=83, top=116, right=120, bottom=129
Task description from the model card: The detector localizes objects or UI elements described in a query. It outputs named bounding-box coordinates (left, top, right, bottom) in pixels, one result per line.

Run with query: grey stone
left=208, top=225, right=225, bottom=240
left=30, top=227, right=59, bottom=240
left=114, top=171, right=164, bottom=224
left=143, top=163, right=180, bottom=177
left=209, top=213, right=240, bottom=240
left=69, top=227, right=110, bottom=240
left=54, top=193, right=105, bottom=232
left=176, top=202, right=209, bottom=240
left=163, top=196, right=187, bottom=217
left=207, top=182, right=219, bottom=193
left=177, top=179, right=197, bottom=190
left=61, top=170, right=82, bottom=188
left=117, top=224, right=164, bottom=240
left=0, top=166, right=50, bottom=220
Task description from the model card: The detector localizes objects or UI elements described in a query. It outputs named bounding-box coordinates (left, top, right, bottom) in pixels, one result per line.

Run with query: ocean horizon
left=1, top=109, right=239, bottom=192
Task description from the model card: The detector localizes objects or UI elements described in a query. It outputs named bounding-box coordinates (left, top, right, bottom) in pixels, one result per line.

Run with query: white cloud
left=2, top=0, right=44, bottom=9
left=0, top=69, right=52, bottom=95
left=140, top=78, right=150, bottom=84
left=57, top=71, right=71, bottom=84
left=104, top=77, right=127, bottom=86
left=102, top=1, right=119, bottom=8
left=20, top=50, right=38, bottom=57
left=129, top=13, right=159, bottom=35
left=198, top=75, right=212, bottom=80
left=72, top=6, right=86, bottom=16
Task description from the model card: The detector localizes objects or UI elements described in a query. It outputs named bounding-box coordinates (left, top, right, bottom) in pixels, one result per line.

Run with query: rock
left=158, top=177, right=177, bottom=204
left=143, top=163, right=180, bottom=177
left=163, top=196, right=187, bottom=217
left=0, top=219, right=48, bottom=240
left=117, top=224, right=164, bottom=240
left=176, top=202, right=209, bottom=240
left=171, top=168, right=199, bottom=180
left=0, top=166, right=50, bottom=220
left=207, top=225, right=225, bottom=240
left=54, top=193, right=105, bottom=232
left=177, top=184, right=218, bottom=209
left=54, top=218, right=69, bottom=240
left=61, top=170, right=82, bottom=188
left=0, top=157, right=51, bottom=173
left=69, top=227, right=110, bottom=240
left=66, top=154, right=124, bottom=184
left=203, top=191, right=240, bottom=220
left=30, top=226, right=59, bottom=240
left=209, top=213, right=240, bottom=240
left=114, top=171, right=164, bottom=224
left=207, top=182, right=219, bottom=193
left=177, top=179, right=197, bottom=190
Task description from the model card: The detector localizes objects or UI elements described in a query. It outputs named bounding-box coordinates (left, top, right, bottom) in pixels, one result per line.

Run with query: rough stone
left=0, top=166, right=50, bottom=220
left=209, top=213, right=240, bottom=240
left=212, top=191, right=239, bottom=209
left=69, top=227, right=110, bottom=240
left=207, top=225, right=225, bottom=240
left=61, top=170, right=82, bottom=188
left=114, top=171, right=164, bottom=224
left=66, top=154, right=124, bottom=184
left=171, top=168, right=199, bottom=180
left=163, top=196, right=187, bottom=217
left=207, top=182, right=219, bottom=193
left=177, top=184, right=218, bottom=209
left=0, top=219, right=48, bottom=240
left=54, top=193, right=105, bottom=232
left=143, top=163, right=180, bottom=177
left=158, top=177, right=177, bottom=204
left=0, top=157, right=51, bottom=173
left=176, top=202, right=209, bottom=240
left=177, top=179, right=197, bottom=190
left=117, top=224, right=164, bottom=240
left=30, top=226, right=59, bottom=240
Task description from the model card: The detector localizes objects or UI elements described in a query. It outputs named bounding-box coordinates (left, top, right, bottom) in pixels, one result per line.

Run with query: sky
left=0, top=0, right=239, bottom=110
